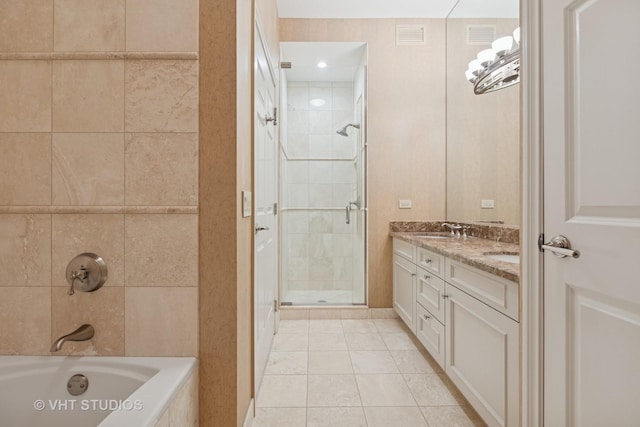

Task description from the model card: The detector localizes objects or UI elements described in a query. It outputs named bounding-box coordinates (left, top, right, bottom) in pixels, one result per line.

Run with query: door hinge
left=273, top=202, right=278, bottom=215
left=274, top=299, right=278, bottom=312
left=538, top=233, right=544, bottom=252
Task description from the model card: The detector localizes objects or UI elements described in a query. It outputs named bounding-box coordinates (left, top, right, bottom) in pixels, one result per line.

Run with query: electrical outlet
left=399, top=199, right=412, bottom=209
left=481, top=199, right=495, bottom=209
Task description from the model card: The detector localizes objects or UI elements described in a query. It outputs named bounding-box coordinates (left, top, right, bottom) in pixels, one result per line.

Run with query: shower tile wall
left=0, top=0, right=198, bottom=356
left=281, top=81, right=357, bottom=302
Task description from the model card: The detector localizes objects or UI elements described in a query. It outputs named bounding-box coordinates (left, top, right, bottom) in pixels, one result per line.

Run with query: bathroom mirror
left=445, top=0, right=521, bottom=226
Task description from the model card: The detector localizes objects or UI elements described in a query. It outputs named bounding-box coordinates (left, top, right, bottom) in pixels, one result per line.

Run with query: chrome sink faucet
left=442, top=222, right=463, bottom=237
left=50, top=324, right=95, bottom=352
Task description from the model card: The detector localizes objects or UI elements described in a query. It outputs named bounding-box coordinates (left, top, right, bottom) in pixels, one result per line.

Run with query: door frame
left=521, top=0, right=544, bottom=425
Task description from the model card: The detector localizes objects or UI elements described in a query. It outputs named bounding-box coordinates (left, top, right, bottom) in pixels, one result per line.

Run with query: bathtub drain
left=67, top=374, right=89, bottom=396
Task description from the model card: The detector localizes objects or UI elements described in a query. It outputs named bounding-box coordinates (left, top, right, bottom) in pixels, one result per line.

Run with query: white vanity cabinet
left=392, top=238, right=520, bottom=427
left=392, top=239, right=417, bottom=332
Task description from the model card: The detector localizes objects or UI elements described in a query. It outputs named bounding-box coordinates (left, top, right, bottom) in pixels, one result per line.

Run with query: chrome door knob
left=255, top=225, right=270, bottom=234
left=539, top=235, right=580, bottom=258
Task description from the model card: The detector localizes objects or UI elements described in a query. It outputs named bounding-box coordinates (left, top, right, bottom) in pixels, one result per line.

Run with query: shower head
left=336, top=123, right=361, bottom=137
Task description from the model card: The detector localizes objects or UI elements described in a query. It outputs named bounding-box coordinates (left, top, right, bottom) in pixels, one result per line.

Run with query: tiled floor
left=254, top=318, right=486, bottom=427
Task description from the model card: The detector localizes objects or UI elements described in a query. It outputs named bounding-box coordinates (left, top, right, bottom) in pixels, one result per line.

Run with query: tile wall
left=0, top=0, right=199, bottom=356
left=280, top=81, right=360, bottom=302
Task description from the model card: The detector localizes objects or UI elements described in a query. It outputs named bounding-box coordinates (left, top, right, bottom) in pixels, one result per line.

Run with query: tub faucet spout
left=50, top=324, right=94, bottom=352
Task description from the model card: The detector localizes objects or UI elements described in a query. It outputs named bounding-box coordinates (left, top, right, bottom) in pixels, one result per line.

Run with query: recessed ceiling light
left=309, top=98, right=326, bottom=107
left=317, top=61, right=327, bottom=68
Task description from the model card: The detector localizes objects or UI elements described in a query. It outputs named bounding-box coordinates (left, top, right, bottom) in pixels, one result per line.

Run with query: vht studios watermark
left=33, top=399, right=143, bottom=411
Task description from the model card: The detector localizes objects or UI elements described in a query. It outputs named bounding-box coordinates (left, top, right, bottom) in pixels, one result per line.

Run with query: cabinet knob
left=425, top=258, right=432, bottom=264
left=424, top=275, right=431, bottom=280
left=423, top=314, right=431, bottom=320
left=411, top=273, right=417, bottom=277
left=442, top=294, right=449, bottom=299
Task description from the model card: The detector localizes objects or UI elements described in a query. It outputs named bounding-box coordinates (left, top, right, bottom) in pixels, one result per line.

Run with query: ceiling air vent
left=466, top=25, right=496, bottom=45
left=396, top=25, right=426, bottom=46
left=280, top=62, right=292, bottom=69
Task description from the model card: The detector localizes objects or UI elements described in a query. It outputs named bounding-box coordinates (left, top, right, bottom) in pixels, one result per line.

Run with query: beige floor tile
left=350, top=351, right=399, bottom=374
left=309, top=333, right=348, bottom=351
left=272, top=333, right=309, bottom=351
left=278, top=320, right=309, bottom=334
left=265, top=352, right=308, bottom=375
left=345, top=333, right=387, bottom=351
left=253, top=408, right=307, bottom=427
left=280, top=309, right=309, bottom=320
left=309, top=319, right=344, bottom=333
left=308, top=351, right=353, bottom=374
left=307, top=407, right=367, bottom=427
left=390, top=350, right=440, bottom=374
left=404, top=374, right=462, bottom=406
left=364, top=407, right=429, bottom=427
left=355, top=374, right=416, bottom=407
left=381, top=332, right=419, bottom=350
left=307, top=375, right=361, bottom=407
left=373, top=318, right=409, bottom=333
left=256, top=375, right=307, bottom=408
left=341, top=319, right=378, bottom=333
left=420, top=406, right=486, bottom=427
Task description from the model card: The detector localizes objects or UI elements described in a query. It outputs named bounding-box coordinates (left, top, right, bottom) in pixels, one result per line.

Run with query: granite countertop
left=390, top=231, right=520, bottom=284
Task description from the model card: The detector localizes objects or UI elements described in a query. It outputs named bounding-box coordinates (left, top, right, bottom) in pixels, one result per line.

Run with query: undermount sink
left=483, top=252, right=520, bottom=264
left=413, top=232, right=452, bottom=240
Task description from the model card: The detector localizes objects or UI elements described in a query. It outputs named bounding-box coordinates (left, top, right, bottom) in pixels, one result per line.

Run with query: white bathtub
left=0, top=356, right=196, bottom=427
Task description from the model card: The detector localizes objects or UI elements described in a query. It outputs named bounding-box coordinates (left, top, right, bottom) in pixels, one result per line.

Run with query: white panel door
left=254, top=20, right=278, bottom=397
left=542, top=1, right=640, bottom=425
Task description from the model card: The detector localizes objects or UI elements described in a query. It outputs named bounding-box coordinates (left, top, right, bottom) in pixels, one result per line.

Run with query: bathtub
left=0, top=356, right=197, bottom=427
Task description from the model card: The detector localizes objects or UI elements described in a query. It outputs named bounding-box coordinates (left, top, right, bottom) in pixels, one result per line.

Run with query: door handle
left=539, top=235, right=580, bottom=258
left=255, top=225, right=270, bottom=234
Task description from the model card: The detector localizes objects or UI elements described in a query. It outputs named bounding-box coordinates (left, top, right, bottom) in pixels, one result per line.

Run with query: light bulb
left=468, top=59, right=484, bottom=76
left=309, top=98, right=326, bottom=107
left=465, top=69, right=477, bottom=83
left=477, top=49, right=496, bottom=67
left=513, top=27, right=521, bottom=45
left=317, top=61, right=327, bottom=68
left=492, top=36, right=514, bottom=57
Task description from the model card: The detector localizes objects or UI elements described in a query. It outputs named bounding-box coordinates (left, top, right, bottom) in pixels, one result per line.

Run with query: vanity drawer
left=445, top=259, right=519, bottom=321
left=416, top=303, right=445, bottom=370
left=416, top=266, right=445, bottom=324
left=416, top=246, right=445, bottom=278
left=393, top=238, right=416, bottom=262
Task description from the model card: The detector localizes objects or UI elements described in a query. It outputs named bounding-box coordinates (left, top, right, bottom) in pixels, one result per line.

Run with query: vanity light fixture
left=317, top=61, right=327, bottom=68
left=465, top=27, right=520, bottom=95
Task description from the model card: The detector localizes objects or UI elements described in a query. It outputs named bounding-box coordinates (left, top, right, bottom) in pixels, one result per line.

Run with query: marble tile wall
left=281, top=81, right=359, bottom=301
left=0, top=0, right=199, bottom=357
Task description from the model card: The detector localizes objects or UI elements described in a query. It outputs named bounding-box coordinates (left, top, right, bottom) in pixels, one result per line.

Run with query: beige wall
left=446, top=18, right=521, bottom=225
left=280, top=19, right=447, bottom=307
left=0, top=0, right=199, bottom=356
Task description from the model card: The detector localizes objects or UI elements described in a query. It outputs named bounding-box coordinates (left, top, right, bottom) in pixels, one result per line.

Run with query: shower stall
left=279, top=42, right=367, bottom=306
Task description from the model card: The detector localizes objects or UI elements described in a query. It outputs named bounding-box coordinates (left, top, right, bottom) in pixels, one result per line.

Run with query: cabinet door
left=415, top=303, right=445, bottom=370
left=445, top=284, right=519, bottom=427
left=393, top=254, right=416, bottom=333
left=416, top=266, right=445, bottom=324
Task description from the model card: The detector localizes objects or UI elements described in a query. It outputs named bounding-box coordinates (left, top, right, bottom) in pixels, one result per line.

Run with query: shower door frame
left=277, top=43, right=369, bottom=307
